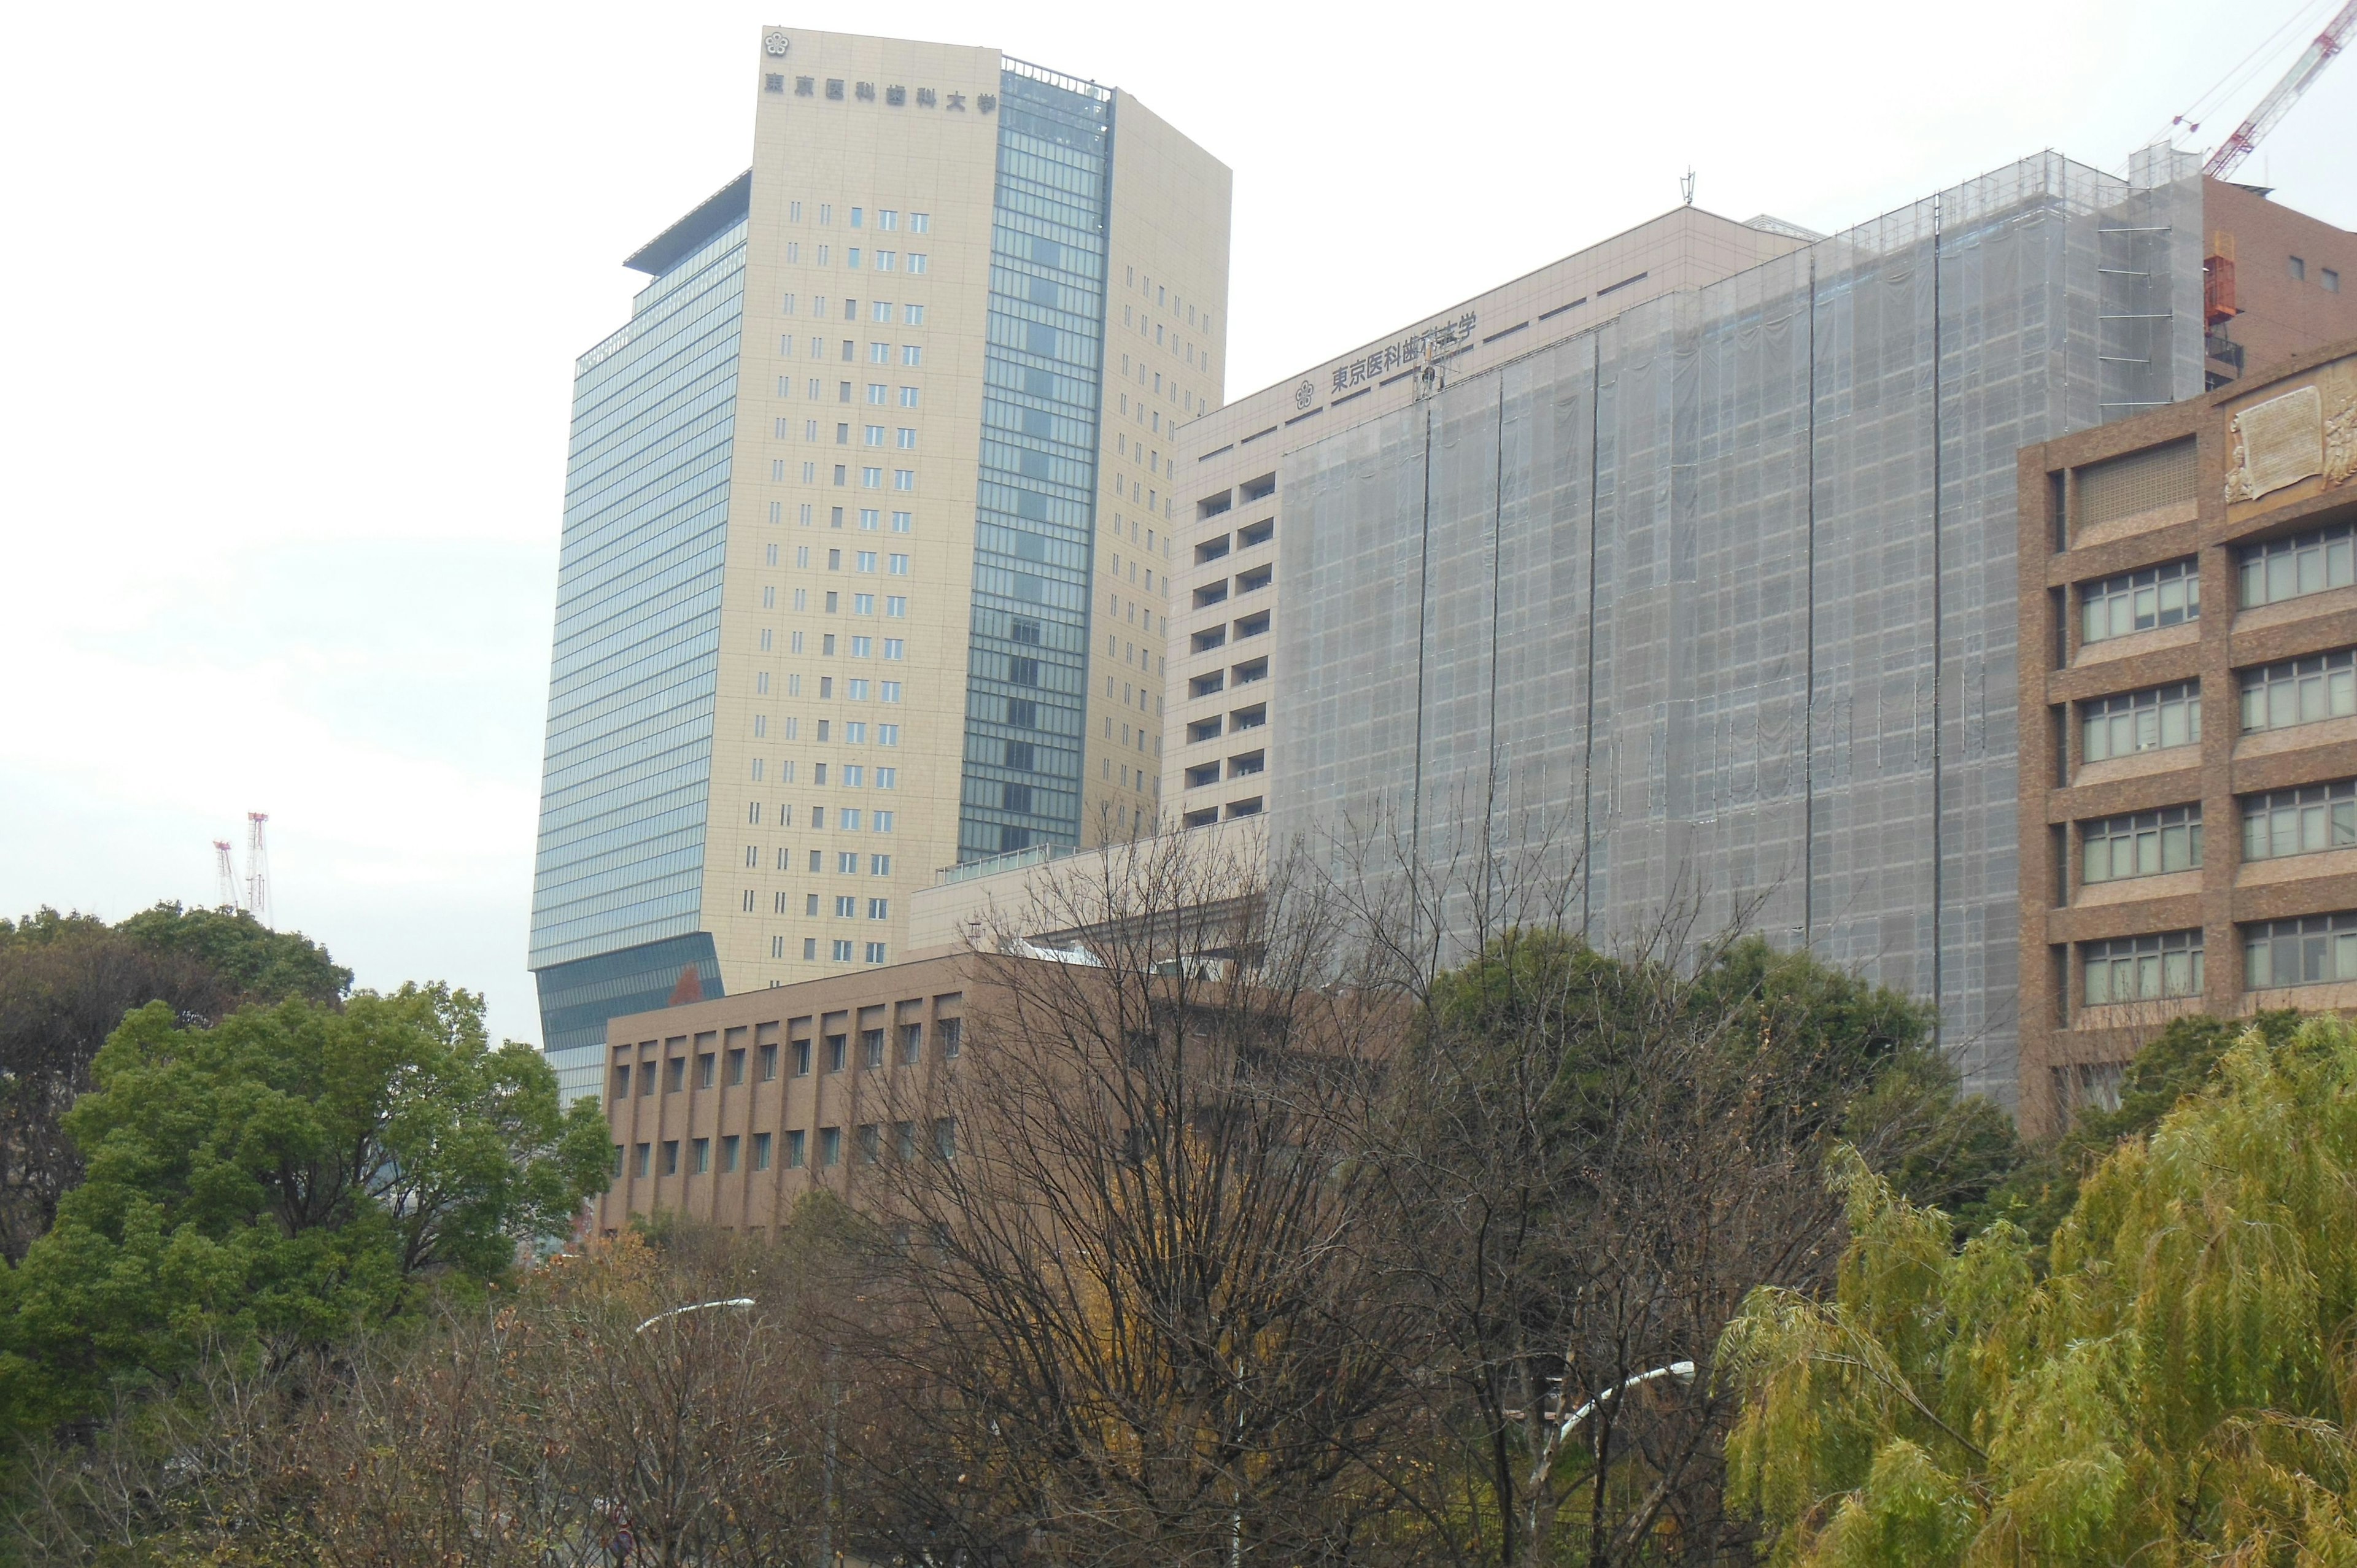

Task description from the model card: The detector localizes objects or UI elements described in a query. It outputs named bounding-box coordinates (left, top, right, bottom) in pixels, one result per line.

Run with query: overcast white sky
left=3, top=0, right=2352, bottom=1047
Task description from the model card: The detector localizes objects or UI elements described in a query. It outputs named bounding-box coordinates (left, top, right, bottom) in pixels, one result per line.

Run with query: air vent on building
left=2076, top=438, right=2197, bottom=530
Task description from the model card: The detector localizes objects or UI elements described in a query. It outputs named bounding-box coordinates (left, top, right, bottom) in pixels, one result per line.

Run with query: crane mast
left=2204, top=0, right=2357, bottom=179
left=214, top=841, right=242, bottom=914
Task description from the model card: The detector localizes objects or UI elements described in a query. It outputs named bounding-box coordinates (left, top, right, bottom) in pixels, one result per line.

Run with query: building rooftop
left=623, top=170, right=753, bottom=276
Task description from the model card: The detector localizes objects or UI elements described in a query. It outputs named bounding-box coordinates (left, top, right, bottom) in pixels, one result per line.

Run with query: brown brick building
left=2018, top=340, right=2357, bottom=1137
left=2202, top=179, right=2357, bottom=389
left=594, top=953, right=978, bottom=1236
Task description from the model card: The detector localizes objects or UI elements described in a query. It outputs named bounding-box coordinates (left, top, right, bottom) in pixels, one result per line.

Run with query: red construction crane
left=2203, top=0, right=2357, bottom=180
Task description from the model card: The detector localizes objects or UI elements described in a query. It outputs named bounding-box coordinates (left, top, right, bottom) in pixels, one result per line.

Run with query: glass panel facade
left=535, top=932, right=721, bottom=1105
left=958, top=70, right=1111, bottom=860
left=530, top=204, right=748, bottom=1068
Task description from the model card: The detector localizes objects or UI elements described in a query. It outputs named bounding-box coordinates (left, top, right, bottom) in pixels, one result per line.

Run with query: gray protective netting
left=1274, top=151, right=2203, bottom=1107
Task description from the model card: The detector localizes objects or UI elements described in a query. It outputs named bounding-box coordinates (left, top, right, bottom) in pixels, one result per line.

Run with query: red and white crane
left=2202, top=0, right=2357, bottom=179
left=207, top=813, right=274, bottom=929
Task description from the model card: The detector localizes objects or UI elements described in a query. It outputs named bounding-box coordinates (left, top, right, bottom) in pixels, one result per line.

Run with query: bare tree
left=850, top=830, right=1437, bottom=1566
left=7, top=1226, right=842, bottom=1568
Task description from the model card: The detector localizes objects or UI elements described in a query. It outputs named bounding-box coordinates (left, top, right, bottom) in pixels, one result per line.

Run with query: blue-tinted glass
left=537, top=932, right=722, bottom=1106
left=529, top=217, right=746, bottom=992
left=958, top=72, right=1111, bottom=860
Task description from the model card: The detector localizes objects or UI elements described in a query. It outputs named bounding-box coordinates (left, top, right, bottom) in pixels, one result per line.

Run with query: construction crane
left=245, top=813, right=273, bottom=931
left=2202, top=0, right=2357, bottom=179
left=214, top=840, right=242, bottom=914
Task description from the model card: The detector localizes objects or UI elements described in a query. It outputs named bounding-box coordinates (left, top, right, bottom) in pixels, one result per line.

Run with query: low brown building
left=2018, top=339, right=2357, bottom=1137
left=594, top=953, right=978, bottom=1237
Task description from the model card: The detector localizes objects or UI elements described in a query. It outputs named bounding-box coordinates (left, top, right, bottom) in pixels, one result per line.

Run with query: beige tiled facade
left=533, top=28, right=1228, bottom=1093
left=701, top=30, right=1228, bottom=987
left=2018, top=341, right=2357, bottom=1137
left=1161, top=207, right=1807, bottom=824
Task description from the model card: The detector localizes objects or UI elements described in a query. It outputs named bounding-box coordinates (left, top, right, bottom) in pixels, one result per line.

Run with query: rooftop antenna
left=214, top=841, right=242, bottom=914
left=1680, top=168, right=1697, bottom=207
left=244, top=812, right=273, bottom=930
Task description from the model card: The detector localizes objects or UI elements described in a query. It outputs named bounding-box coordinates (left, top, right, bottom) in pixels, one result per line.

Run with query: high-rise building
left=1179, top=150, right=2211, bottom=1110
left=1166, top=206, right=1816, bottom=826
left=529, top=28, right=1230, bottom=1100
left=1212, top=158, right=2357, bottom=1113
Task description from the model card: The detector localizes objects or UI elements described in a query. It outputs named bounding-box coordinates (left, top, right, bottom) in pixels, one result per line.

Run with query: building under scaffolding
left=1271, top=150, right=2206, bottom=1107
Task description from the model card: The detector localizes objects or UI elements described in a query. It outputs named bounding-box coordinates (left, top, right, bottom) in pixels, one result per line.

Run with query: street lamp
left=633, top=1297, right=756, bottom=1335
left=1523, top=1359, right=1697, bottom=1553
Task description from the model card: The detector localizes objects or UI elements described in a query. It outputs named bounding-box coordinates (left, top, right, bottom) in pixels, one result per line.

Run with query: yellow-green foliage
left=1722, top=1014, right=2357, bottom=1566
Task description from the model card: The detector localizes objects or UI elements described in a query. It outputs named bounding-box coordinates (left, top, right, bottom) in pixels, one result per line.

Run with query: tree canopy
left=1722, top=1013, right=2357, bottom=1565
left=0, top=902, right=350, bottom=1260
left=1, top=983, right=610, bottom=1433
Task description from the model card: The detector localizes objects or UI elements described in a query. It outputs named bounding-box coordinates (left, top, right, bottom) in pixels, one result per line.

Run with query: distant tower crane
left=245, top=813, right=273, bottom=931
left=214, top=840, right=242, bottom=914
left=2201, top=0, right=2357, bottom=180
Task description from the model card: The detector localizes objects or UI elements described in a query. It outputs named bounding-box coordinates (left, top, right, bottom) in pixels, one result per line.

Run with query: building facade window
left=2245, top=911, right=2357, bottom=989
left=2081, top=558, right=2198, bottom=643
left=2082, top=805, right=2202, bottom=884
left=2082, top=681, right=2200, bottom=761
left=2243, top=780, right=2357, bottom=861
left=2240, top=521, right=2355, bottom=607
left=2240, top=649, right=2356, bottom=732
left=2083, top=929, right=2204, bottom=1005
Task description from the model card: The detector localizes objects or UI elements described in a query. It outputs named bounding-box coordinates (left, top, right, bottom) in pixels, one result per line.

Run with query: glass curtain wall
left=530, top=217, right=746, bottom=1087
left=958, top=68, right=1112, bottom=859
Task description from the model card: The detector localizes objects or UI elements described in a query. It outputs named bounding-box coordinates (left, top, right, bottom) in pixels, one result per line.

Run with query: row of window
left=2080, top=649, right=2357, bottom=762
left=764, top=504, right=916, bottom=531
left=1185, top=703, right=1268, bottom=744
left=2080, top=522, right=2357, bottom=647
left=617, top=1115, right=956, bottom=1179
left=759, top=631, right=910, bottom=658
left=2081, top=911, right=2357, bottom=1004
left=2285, top=255, right=2340, bottom=290
left=739, top=841, right=897, bottom=875
left=778, top=340, right=929, bottom=367
left=1194, top=516, right=1274, bottom=565
left=768, top=547, right=905, bottom=577
left=774, top=382, right=925, bottom=412
left=780, top=296, right=926, bottom=322
left=744, top=679, right=905, bottom=713
left=2079, top=782, right=2357, bottom=884
left=1183, top=749, right=1266, bottom=790
left=736, top=792, right=899, bottom=830
left=611, top=1018, right=961, bottom=1103
left=1188, top=657, right=1268, bottom=698
left=1179, top=796, right=1264, bottom=828
left=780, top=203, right=931, bottom=233
left=745, top=721, right=903, bottom=752
left=769, top=460, right=920, bottom=489
left=746, top=891, right=892, bottom=919
left=773, top=420, right=923, bottom=449
left=777, top=938, right=893, bottom=964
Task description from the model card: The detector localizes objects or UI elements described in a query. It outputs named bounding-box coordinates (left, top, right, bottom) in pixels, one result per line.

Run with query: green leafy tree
left=1968, top=1009, right=2304, bottom=1245
left=0, top=903, right=350, bottom=1261
left=1, top=983, right=610, bottom=1433
left=1722, top=1013, right=2357, bottom=1565
left=1371, top=929, right=2016, bottom=1564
